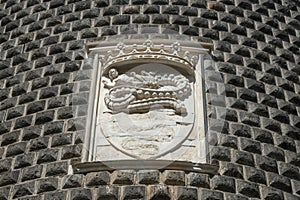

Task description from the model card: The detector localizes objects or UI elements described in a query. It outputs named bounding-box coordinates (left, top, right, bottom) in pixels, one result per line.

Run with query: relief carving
left=102, top=68, right=191, bottom=115
left=89, top=38, right=208, bottom=163
left=98, top=63, right=195, bottom=159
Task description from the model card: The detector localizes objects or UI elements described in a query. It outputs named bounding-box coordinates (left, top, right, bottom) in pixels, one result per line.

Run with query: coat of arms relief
left=102, top=67, right=190, bottom=115
left=100, top=63, right=194, bottom=159
left=86, top=38, right=210, bottom=165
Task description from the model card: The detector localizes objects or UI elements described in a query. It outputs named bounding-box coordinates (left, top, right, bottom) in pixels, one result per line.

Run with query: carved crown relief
left=87, top=38, right=209, bottom=163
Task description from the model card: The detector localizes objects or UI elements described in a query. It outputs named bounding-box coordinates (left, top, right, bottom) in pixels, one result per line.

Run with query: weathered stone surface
left=218, top=109, right=238, bottom=122
left=57, top=107, right=74, bottom=119
left=211, top=146, right=231, bottom=161
left=44, top=121, right=64, bottom=135
left=45, top=161, right=68, bottom=176
left=39, top=87, right=58, bottom=99
left=207, top=93, right=226, bottom=107
left=37, top=177, right=58, bottom=193
left=262, top=143, right=285, bottom=161
left=1, top=130, right=20, bottom=146
left=199, top=189, right=224, bottom=200
left=85, top=171, right=110, bottom=186
left=208, top=119, right=229, bottom=134
left=281, top=124, right=300, bottom=140
left=244, top=166, right=266, bottom=184
left=239, top=112, right=260, bottom=127
left=74, top=131, right=85, bottom=144
left=12, top=181, right=35, bottom=198
left=247, top=102, right=268, bottom=117
left=277, top=99, right=297, bottom=115
left=137, top=170, right=160, bottom=185
left=284, top=193, right=300, bottom=200
left=96, top=186, right=119, bottom=200
left=261, top=118, right=282, bottom=133
left=239, top=137, right=261, bottom=154
left=174, top=187, right=198, bottom=200
left=6, top=142, right=27, bottom=157
left=211, top=175, right=235, bottom=193
left=292, top=180, right=300, bottom=195
left=14, top=153, right=35, bottom=169
left=22, top=125, right=42, bottom=140
left=0, top=97, right=18, bottom=112
left=257, top=93, right=277, bottom=108
left=26, top=101, right=45, bottom=114
left=236, top=180, right=260, bottom=198
left=224, top=193, right=248, bottom=200
left=0, top=89, right=9, bottom=102
left=219, top=162, right=243, bottom=179
left=255, top=155, right=278, bottom=173
left=0, top=186, right=10, bottom=200
left=35, top=110, right=54, bottom=125
left=233, top=150, right=255, bottom=167
left=37, top=148, right=58, bottom=164
left=61, top=144, right=82, bottom=160
left=29, top=136, right=49, bottom=151
left=0, top=1, right=299, bottom=200
left=70, top=188, right=92, bottom=200
left=274, top=134, right=296, bottom=152
left=267, top=172, right=292, bottom=193
left=51, top=133, right=72, bottom=147
left=122, top=186, right=146, bottom=200
left=44, top=191, right=68, bottom=200
left=31, top=77, right=50, bottom=90
left=260, top=186, right=283, bottom=200
left=6, top=106, right=24, bottom=120
left=188, top=172, right=210, bottom=188
left=219, top=134, right=237, bottom=149
left=230, top=123, right=251, bottom=138
left=0, top=170, right=19, bottom=187
left=149, top=185, right=170, bottom=200
left=112, top=170, right=135, bottom=185
left=21, top=165, right=42, bottom=181
left=14, top=116, right=32, bottom=129
left=278, top=162, right=300, bottom=181
left=163, top=170, right=185, bottom=186
left=67, top=118, right=86, bottom=131
left=252, top=128, right=274, bottom=144
left=0, top=158, right=12, bottom=173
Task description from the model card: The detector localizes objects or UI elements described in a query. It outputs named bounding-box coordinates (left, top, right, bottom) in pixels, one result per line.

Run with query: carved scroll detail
left=102, top=68, right=191, bottom=115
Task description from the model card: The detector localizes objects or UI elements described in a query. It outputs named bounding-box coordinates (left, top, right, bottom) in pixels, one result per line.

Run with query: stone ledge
left=72, top=160, right=219, bottom=175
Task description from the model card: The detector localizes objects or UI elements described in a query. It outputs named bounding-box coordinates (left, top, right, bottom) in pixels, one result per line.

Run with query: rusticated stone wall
left=0, top=0, right=300, bottom=199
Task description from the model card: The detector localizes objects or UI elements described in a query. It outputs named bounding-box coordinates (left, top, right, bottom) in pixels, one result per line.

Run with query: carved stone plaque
left=85, top=37, right=210, bottom=166
left=100, top=63, right=194, bottom=159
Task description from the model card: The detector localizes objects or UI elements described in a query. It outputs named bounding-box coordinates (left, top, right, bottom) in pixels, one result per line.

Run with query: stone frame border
left=77, top=37, right=218, bottom=174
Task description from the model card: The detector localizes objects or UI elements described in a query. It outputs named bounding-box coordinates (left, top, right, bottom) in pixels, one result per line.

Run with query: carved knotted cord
left=104, top=71, right=191, bottom=115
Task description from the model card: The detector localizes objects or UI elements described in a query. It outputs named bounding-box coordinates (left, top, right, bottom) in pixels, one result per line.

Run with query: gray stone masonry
left=0, top=0, right=300, bottom=199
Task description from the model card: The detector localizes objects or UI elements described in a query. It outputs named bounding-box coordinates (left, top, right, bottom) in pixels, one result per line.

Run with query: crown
left=86, top=38, right=211, bottom=75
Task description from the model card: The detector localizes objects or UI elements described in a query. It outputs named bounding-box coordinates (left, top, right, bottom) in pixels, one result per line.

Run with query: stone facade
left=0, top=0, right=300, bottom=199
left=84, top=38, right=210, bottom=165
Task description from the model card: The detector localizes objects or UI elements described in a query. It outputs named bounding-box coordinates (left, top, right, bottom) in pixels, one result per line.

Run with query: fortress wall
left=0, top=0, right=299, bottom=199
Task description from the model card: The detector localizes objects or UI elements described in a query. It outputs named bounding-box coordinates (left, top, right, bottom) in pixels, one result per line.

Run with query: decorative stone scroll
left=102, top=68, right=190, bottom=115
left=84, top=37, right=211, bottom=167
